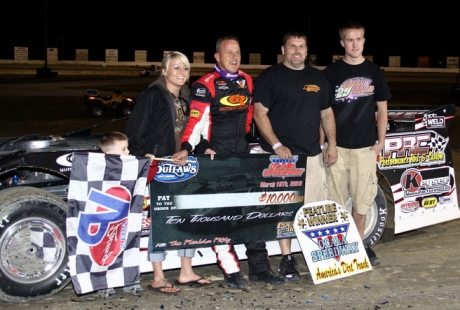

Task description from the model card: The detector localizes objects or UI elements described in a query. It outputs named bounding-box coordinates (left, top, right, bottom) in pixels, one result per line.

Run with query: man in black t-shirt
left=253, top=30, right=337, bottom=280
left=323, top=21, right=392, bottom=267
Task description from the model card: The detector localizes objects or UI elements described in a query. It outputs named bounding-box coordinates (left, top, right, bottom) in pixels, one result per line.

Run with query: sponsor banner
left=418, top=56, right=430, bottom=68
left=150, top=154, right=307, bottom=250
left=389, top=56, right=401, bottom=67
left=249, top=53, right=261, bottom=65
left=105, top=49, right=118, bottom=62
left=446, top=57, right=459, bottom=69
left=76, top=49, right=88, bottom=61
left=134, top=50, right=147, bottom=62
left=14, top=46, right=28, bottom=60
left=193, top=52, right=205, bottom=63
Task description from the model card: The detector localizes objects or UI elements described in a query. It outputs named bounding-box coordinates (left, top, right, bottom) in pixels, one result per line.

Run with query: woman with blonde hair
left=126, top=51, right=211, bottom=294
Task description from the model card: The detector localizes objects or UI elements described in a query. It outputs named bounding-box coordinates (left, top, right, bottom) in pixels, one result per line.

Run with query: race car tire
left=0, top=187, right=71, bottom=302
left=345, top=183, right=388, bottom=249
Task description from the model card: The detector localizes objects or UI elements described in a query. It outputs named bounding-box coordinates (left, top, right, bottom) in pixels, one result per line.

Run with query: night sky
left=2, top=1, right=460, bottom=67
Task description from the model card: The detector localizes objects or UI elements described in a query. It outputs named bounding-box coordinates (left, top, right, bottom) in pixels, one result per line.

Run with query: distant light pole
left=307, top=1, right=312, bottom=65
left=60, top=27, right=65, bottom=60
left=44, top=0, right=48, bottom=68
left=37, top=0, right=56, bottom=78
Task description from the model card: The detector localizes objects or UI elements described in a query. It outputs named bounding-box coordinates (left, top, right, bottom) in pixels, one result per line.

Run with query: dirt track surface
left=2, top=208, right=460, bottom=310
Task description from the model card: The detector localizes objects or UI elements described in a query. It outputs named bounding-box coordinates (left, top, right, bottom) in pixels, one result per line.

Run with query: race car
left=0, top=104, right=458, bottom=302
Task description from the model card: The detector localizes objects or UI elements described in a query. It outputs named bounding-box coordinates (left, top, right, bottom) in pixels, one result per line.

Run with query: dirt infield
left=2, top=213, right=460, bottom=309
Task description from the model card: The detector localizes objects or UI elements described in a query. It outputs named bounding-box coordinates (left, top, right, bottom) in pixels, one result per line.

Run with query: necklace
left=174, top=96, right=188, bottom=120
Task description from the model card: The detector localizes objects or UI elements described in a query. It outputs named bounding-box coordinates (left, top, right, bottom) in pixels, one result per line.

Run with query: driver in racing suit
left=174, top=35, right=287, bottom=289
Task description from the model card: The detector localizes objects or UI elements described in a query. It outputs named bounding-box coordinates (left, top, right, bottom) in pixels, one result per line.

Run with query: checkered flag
left=426, top=134, right=448, bottom=154
left=422, top=114, right=428, bottom=127
left=66, top=152, right=149, bottom=295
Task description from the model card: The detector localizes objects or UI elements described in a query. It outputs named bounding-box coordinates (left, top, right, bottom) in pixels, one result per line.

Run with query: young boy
left=97, top=131, right=155, bottom=298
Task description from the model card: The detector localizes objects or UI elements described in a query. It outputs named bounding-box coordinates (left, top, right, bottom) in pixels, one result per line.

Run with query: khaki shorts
left=326, top=146, right=377, bottom=214
left=257, top=148, right=326, bottom=203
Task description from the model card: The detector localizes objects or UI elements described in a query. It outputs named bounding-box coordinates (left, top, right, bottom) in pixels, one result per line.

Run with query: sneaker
left=278, top=255, right=301, bottom=280
left=249, top=269, right=288, bottom=285
left=99, top=288, right=117, bottom=298
left=123, top=284, right=144, bottom=296
left=365, top=247, right=380, bottom=266
left=224, top=272, right=248, bottom=289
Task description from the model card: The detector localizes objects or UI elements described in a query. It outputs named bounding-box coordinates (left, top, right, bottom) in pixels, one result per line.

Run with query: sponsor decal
left=190, top=109, right=200, bottom=118
left=141, top=185, right=151, bottom=235
left=204, top=73, right=216, bottom=83
left=277, top=221, right=295, bottom=238
left=155, top=156, right=198, bottom=183
left=400, top=200, right=420, bottom=213
left=400, top=167, right=451, bottom=198
left=421, top=197, right=437, bottom=208
left=195, top=88, right=206, bottom=97
left=378, top=131, right=447, bottom=170
left=439, top=196, right=452, bottom=204
left=78, top=186, right=131, bottom=266
left=262, top=155, right=305, bottom=179
left=217, top=80, right=229, bottom=90
left=236, top=80, right=247, bottom=88
left=303, top=84, right=320, bottom=92
left=218, top=94, right=249, bottom=111
left=56, top=153, right=73, bottom=167
left=219, top=94, right=248, bottom=106
left=220, top=105, right=248, bottom=112
left=334, top=77, right=374, bottom=101
left=422, top=113, right=445, bottom=128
